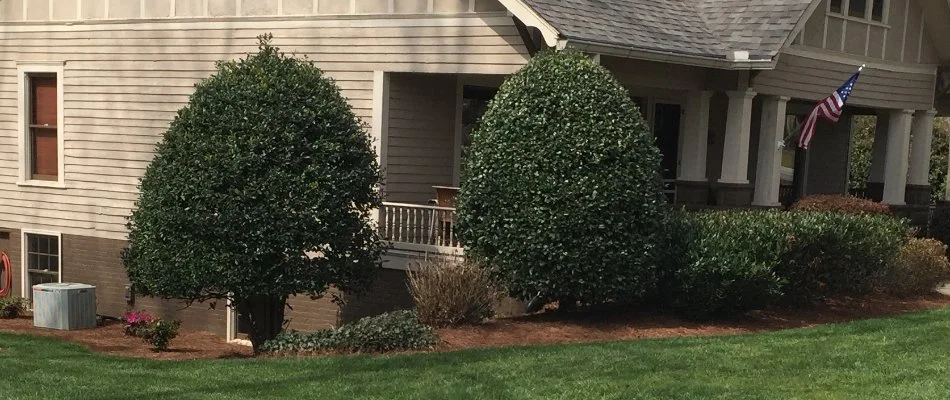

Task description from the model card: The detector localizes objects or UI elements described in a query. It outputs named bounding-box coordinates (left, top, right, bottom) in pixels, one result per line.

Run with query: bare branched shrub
left=407, top=258, right=501, bottom=327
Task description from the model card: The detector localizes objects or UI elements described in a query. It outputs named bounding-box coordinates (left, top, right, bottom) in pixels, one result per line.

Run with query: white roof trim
left=497, top=0, right=560, bottom=47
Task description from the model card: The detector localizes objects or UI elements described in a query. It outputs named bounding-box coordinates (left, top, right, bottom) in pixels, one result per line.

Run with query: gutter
left=564, top=38, right=777, bottom=71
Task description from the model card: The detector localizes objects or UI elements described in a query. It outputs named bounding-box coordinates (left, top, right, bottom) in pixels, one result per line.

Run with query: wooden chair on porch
left=433, top=186, right=459, bottom=246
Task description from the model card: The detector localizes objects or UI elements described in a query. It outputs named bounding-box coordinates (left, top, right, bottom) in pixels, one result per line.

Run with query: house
left=0, top=0, right=947, bottom=341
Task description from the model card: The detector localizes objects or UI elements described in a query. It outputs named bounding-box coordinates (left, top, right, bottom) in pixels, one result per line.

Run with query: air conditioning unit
left=32, top=283, right=97, bottom=330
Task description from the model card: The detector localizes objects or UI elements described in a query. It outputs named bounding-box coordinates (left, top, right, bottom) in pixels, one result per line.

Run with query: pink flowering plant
left=122, top=310, right=156, bottom=337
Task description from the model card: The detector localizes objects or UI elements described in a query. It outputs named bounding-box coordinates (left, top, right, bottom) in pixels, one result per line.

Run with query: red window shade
left=29, top=76, right=58, bottom=180
left=31, top=77, right=57, bottom=126
left=32, top=128, right=58, bottom=178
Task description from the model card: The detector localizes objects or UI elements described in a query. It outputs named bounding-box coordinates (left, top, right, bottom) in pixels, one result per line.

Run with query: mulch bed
left=2, top=294, right=949, bottom=360
left=436, top=294, right=950, bottom=351
left=0, top=318, right=252, bottom=360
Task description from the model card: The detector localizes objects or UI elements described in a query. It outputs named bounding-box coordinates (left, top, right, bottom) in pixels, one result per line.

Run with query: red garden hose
left=0, top=252, right=11, bottom=298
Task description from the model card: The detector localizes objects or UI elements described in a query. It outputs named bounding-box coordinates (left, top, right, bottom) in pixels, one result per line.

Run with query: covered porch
left=371, top=58, right=944, bottom=255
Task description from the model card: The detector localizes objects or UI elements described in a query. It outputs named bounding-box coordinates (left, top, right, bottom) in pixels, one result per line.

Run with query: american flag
left=798, top=68, right=862, bottom=149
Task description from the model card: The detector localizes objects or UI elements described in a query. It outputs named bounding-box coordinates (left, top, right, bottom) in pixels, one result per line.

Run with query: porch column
left=753, top=96, right=789, bottom=207
left=715, top=89, right=756, bottom=206
left=906, top=110, right=938, bottom=204
left=371, top=71, right=391, bottom=223
left=676, top=90, right=712, bottom=205
left=882, top=109, right=914, bottom=205
left=865, top=111, right=889, bottom=201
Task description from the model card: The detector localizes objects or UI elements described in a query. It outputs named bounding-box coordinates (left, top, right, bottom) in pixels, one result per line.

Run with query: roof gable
left=504, top=0, right=816, bottom=66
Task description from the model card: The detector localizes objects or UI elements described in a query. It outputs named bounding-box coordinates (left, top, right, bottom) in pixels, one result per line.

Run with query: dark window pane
left=28, top=254, right=37, bottom=269
left=871, top=0, right=885, bottom=21
left=849, top=0, right=868, bottom=18
left=830, top=0, right=843, bottom=13
left=50, top=256, right=59, bottom=272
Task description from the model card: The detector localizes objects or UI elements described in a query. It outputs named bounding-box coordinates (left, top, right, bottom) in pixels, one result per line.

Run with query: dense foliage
left=0, top=296, right=26, bottom=319
left=661, top=211, right=910, bottom=317
left=260, top=310, right=438, bottom=354
left=885, top=238, right=950, bottom=296
left=407, top=258, right=500, bottom=327
left=791, top=194, right=891, bottom=215
left=659, top=212, right=785, bottom=318
left=456, top=49, right=666, bottom=306
left=849, top=115, right=949, bottom=202
left=123, top=35, right=383, bottom=352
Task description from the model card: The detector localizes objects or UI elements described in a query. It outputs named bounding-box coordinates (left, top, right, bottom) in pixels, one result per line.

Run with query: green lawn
left=2, top=310, right=950, bottom=400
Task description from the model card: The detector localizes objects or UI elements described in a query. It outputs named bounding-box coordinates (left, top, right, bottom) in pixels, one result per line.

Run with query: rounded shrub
left=885, top=238, right=950, bottom=296
left=456, top=49, right=666, bottom=305
left=124, top=35, right=383, bottom=352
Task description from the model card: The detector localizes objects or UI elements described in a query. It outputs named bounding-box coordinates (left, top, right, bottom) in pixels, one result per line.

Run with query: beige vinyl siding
left=753, top=52, right=936, bottom=111
left=796, top=0, right=939, bottom=64
left=0, top=0, right=507, bottom=20
left=0, top=14, right=528, bottom=240
left=384, top=73, right=457, bottom=204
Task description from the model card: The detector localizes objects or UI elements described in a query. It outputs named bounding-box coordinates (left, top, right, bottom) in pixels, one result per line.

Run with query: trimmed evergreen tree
left=456, top=49, right=667, bottom=307
left=124, top=35, right=383, bottom=352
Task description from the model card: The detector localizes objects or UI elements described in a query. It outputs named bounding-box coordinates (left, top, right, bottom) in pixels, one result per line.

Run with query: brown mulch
left=436, top=294, right=950, bottom=351
left=3, top=294, right=950, bottom=359
left=0, top=318, right=252, bottom=360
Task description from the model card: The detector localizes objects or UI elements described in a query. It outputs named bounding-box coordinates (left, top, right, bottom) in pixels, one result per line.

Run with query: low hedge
left=260, top=310, right=438, bottom=354
left=791, top=194, right=891, bottom=215
left=662, top=210, right=910, bottom=318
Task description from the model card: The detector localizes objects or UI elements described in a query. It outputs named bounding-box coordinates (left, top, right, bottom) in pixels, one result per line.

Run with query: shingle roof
left=519, top=0, right=814, bottom=61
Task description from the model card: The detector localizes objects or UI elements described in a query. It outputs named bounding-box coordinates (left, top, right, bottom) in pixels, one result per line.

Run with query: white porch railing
left=379, top=202, right=461, bottom=253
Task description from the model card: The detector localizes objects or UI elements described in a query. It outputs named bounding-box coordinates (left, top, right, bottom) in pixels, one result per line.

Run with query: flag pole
left=781, top=64, right=866, bottom=149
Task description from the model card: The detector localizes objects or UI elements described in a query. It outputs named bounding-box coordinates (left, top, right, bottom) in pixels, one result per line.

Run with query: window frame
left=828, top=0, right=889, bottom=25
left=17, top=62, right=66, bottom=188
left=20, top=230, right=63, bottom=303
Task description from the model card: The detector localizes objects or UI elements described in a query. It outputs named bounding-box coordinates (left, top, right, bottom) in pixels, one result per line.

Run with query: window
left=830, top=0, right=843, bottom=14
left=18, top=63, right=64, bottom=187
left=871, top=0, right=885, bottom=22
left=28, top=75, right=58, bottom=180
left=830, top=0, right=887, bottom=23
left=848, top=0, right=867, bottom=18
left=22, top=232, right=61, bottom=303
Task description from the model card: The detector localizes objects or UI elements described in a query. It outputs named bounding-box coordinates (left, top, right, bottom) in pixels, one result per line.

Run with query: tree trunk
left=237, top=294, right=287, bottom=354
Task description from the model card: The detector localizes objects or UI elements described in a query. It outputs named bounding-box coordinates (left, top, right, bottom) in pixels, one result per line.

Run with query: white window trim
left=828, top=0, right=890, bottom=27
left=17, top=62, right=66, bottom=189
left=20, top=229, right=64, bottom=301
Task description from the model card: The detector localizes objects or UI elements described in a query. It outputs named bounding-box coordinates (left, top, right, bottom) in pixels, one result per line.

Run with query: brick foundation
left=0, top=228, right=418, bottom=337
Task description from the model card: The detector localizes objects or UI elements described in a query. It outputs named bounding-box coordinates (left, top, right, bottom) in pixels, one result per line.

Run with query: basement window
left=23, top=232, right=61, bottom=303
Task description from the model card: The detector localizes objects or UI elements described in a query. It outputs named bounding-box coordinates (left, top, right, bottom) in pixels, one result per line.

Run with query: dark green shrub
left=141, top=319, right=181, bottom=351
left=777, top=211, right=908, bottom=298
left=662, top=210, right=910, bottom=317
left=0, top=296, right=27, bottom=319
left=260, top=310, right=438, bottom=354
left=660, top=211, right=786, bottom=318
left=456, top=49, right=666, bottom=306
left=123, top=35, right=383, bottom=352
left=407, top=258, right=501, bottom=327
left=885, top=238, right=950, bottom=296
